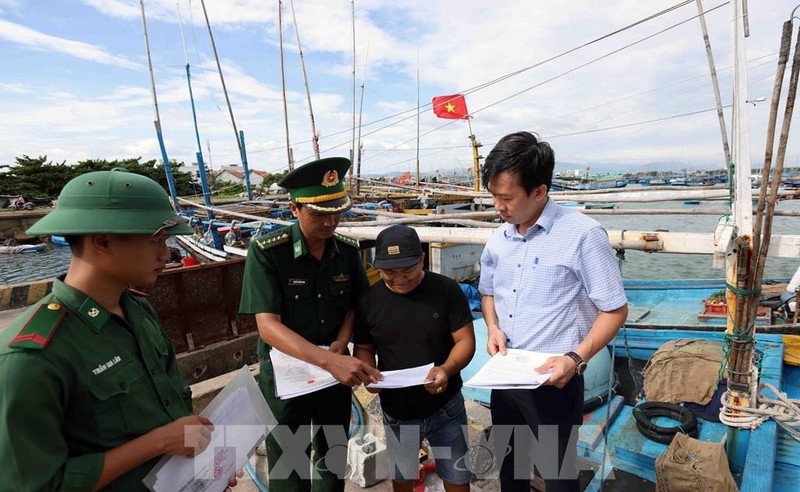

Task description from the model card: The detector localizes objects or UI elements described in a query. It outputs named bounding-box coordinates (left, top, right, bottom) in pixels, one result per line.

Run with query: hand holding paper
left=270, top=348, right=339, bottom=399
left=423, top=365, right=449, bottom=395
left=464, top=349, right=559, bottom=390
left=534, top=354, right=579, bottom=389
left=143, top=366, right=275, bottom=492
left=366, top=363, right=434, bottom=389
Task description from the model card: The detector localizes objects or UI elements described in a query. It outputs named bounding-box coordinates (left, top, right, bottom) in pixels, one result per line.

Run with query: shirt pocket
left=528, top=265, right=574, bottom=307
left=284, top=285, right=312, bottom=328
left=329, top=281, right=353, bottom=311
left=87, top=362, right=148, bottom=439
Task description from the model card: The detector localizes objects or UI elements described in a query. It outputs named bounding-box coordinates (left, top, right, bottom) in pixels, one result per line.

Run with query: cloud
left=1, top=0, right=797, bottom=175
left=0, top=18, right=143, bottom=70
left=0, top=82, right=31, bottom=95
left=80, top=0, right=274, bottom=25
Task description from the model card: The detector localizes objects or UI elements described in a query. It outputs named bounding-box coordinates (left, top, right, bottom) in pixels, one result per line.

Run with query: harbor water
left=2, top=200, right=799, bottom=286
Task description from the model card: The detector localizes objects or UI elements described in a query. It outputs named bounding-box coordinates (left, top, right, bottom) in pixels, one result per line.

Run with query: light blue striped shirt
left=479, top=198, right=627, bottom=353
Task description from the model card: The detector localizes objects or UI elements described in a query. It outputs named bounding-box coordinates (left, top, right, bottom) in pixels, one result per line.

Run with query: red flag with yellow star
left=432, top=94, right=469, bottom=119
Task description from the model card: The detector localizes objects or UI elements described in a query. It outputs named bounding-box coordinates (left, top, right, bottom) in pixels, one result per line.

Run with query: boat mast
left=138, top=0, right=180, bottom=212
left=730, top=0, right=753, bottom=236
left=350, top=0, right=356, bottom=190
left=695, top=0, right=731, bottom=167
left=177, top=2, right=213, bottom=219
left=278, top=0, right=294, bottom=171
left=416, top=46, right=421, bottom=188
left=355, top=45, right=369, bottom=196
left=356, top=80, right=365, bottom=195
left=468, top=120, right=482, bottom=192
left=288, top=0, right=320, bottom=160
left=199, top=0, right=241, bottom=161
left=199, top=0, right=253, bottom=199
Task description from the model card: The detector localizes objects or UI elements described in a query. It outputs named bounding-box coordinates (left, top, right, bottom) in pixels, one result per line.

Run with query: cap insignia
left=322, top=170, right=340, bottom=187
left=387, top=245, right=400, bottom=255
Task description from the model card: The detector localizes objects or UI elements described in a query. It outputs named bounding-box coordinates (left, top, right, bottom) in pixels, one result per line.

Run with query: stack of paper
left=144, top=365, right=275, bottom=492
left=464, top=349, right=558, bottom=390
left=366, top=363, right=434, bottom=389
left=270, top=347, right=339, bottom=399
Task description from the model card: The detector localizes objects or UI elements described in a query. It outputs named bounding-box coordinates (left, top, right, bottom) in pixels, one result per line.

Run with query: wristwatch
left=564, top=351, right=588, bottom=375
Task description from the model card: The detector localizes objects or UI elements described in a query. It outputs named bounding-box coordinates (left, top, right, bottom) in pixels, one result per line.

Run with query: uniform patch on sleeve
left=8, top=302, right=66, bottom=350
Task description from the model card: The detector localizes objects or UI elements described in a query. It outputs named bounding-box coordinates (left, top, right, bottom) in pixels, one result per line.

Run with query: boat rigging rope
left=719, top=383, right=800, bottom=441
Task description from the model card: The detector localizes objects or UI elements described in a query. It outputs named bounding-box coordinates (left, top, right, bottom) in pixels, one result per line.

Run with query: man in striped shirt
left=478, top=131, right=628, bottom=492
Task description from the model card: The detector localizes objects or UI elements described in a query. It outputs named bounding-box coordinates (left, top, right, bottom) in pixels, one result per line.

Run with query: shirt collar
left=52, top=277, right=110, bottom=333
left=502, top=197, right=557, bottom=239
left=536, top=197, right=558, bottom=233
left=289, top=222, right=339, bottom=260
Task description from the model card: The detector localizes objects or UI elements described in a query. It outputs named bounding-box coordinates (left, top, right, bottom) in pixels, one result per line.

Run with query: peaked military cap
left=278, top=157, right=352, bottom=214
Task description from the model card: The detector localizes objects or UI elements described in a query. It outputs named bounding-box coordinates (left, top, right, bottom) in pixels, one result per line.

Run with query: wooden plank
left=580, top=395, right=625, bottom=449
left=337, top=225, right=800, bottom=258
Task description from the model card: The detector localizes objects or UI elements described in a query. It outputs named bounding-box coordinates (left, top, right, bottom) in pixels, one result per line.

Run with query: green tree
left=0, top=155, right=75, bottom=197
left=73, top=158, right=196, bottom=196
left=0, top=155, right=197, bottom=199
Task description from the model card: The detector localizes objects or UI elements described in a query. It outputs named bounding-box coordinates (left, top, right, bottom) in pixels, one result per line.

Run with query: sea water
left=1, top=200, right=799, bottom=285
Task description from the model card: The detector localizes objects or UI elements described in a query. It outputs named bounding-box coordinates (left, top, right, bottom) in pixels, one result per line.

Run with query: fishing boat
left=50, top=235, right=68, bottom=247
left=584, top=202, right=616, bottom=210
left=0, top=243, right=45, bottom=254
left=5, top=1, right=798, bottom=490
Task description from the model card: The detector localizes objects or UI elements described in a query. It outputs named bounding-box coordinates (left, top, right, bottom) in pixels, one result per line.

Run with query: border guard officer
left=239, top=157, right=382, bottom=492
left=0, top=169, right=237, bottom=491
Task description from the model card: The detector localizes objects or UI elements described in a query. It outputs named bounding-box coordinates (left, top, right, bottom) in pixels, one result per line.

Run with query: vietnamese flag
left=432, top=94, right=469, bottom=119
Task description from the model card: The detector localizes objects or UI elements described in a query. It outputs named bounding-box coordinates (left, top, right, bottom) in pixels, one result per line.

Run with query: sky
left=1, top=0, right=799, bottom=177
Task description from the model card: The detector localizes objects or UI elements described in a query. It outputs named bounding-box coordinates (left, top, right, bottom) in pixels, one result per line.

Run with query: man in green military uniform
left=0, top=169, right=232, bottom=491
left=240, top=157, right=382, bottom=492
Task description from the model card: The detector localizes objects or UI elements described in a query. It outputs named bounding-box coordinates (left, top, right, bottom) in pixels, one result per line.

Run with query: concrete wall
left=0, top=279, right=53, bottom=310
left=0, top=210, right=48, bottom=242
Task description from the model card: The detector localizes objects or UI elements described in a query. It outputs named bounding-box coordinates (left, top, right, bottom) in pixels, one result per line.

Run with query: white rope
left=719, top=383, right=800, bottom=441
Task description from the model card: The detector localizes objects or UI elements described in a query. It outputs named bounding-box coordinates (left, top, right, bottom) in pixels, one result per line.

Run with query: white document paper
left=464, top=349, right=559, bottom=389
left=270, top=347, right=339, bottom=399
left=366, top=363, right=434, bottom=389
left=143, top=365, right=275, bottom=492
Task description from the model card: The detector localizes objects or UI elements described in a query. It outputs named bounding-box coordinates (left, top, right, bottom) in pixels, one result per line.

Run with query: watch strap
left=564, top=351, right=584, bottom=365
left=565, top=351, right=587, bottom=374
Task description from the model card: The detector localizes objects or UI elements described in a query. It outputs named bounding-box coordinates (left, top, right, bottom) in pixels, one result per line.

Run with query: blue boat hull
left=462, top=279, right=798, bottom=491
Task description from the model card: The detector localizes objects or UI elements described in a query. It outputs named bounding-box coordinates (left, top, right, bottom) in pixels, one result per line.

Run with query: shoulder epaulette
left=255, top=228, right=291, bottom=250
left=7, top=302, right=66, bottom=350
left=333, top=233, right=360, bottom=249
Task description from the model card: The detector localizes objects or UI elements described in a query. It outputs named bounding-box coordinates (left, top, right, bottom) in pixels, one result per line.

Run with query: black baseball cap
left=373, top=225, right=423, bottom=269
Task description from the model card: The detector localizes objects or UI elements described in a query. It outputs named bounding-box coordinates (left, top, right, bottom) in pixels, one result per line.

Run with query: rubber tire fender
left=633, top=401, right=699, bottom=444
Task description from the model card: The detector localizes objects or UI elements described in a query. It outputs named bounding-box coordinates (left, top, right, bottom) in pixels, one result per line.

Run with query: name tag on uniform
left=92, top=355, right=122, bottom=375
left=288, top=278, right=308, bottom=286
left=332, top=274, right=350, bottom=282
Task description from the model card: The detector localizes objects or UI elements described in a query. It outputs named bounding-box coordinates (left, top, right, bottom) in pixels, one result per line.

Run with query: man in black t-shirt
left=354, top=225, right=475, bottom=492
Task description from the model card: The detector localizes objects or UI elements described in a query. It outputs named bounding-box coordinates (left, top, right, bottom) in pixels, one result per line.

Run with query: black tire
left=633, top=401, right=699, bottom=444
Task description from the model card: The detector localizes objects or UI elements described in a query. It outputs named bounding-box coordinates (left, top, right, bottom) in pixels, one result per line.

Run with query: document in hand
left=464, top=349, right=559, bottom=389
left=366, top=363, right=434, bottom=389
left=270, top=347, right=339, bottom=399
left=143, top=365, right=275, bottom=492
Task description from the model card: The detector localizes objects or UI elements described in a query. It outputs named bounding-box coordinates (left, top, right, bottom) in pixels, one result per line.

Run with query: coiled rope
left=719, top=383, right=800, bottom=441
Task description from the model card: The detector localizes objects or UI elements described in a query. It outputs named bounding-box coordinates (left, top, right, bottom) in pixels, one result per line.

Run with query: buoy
left=181, top=256, right=200, bottom=267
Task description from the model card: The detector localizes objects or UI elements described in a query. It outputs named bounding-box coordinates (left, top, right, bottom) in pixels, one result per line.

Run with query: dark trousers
left=260, top=365, right=352, bottom=492
left=490, top=376, right=584, bottom=492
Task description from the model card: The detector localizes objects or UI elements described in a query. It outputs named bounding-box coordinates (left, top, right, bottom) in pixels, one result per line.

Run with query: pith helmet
left=26, top=168, right=192, bottom=236
left=278, top=157, right=352, bottom=214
